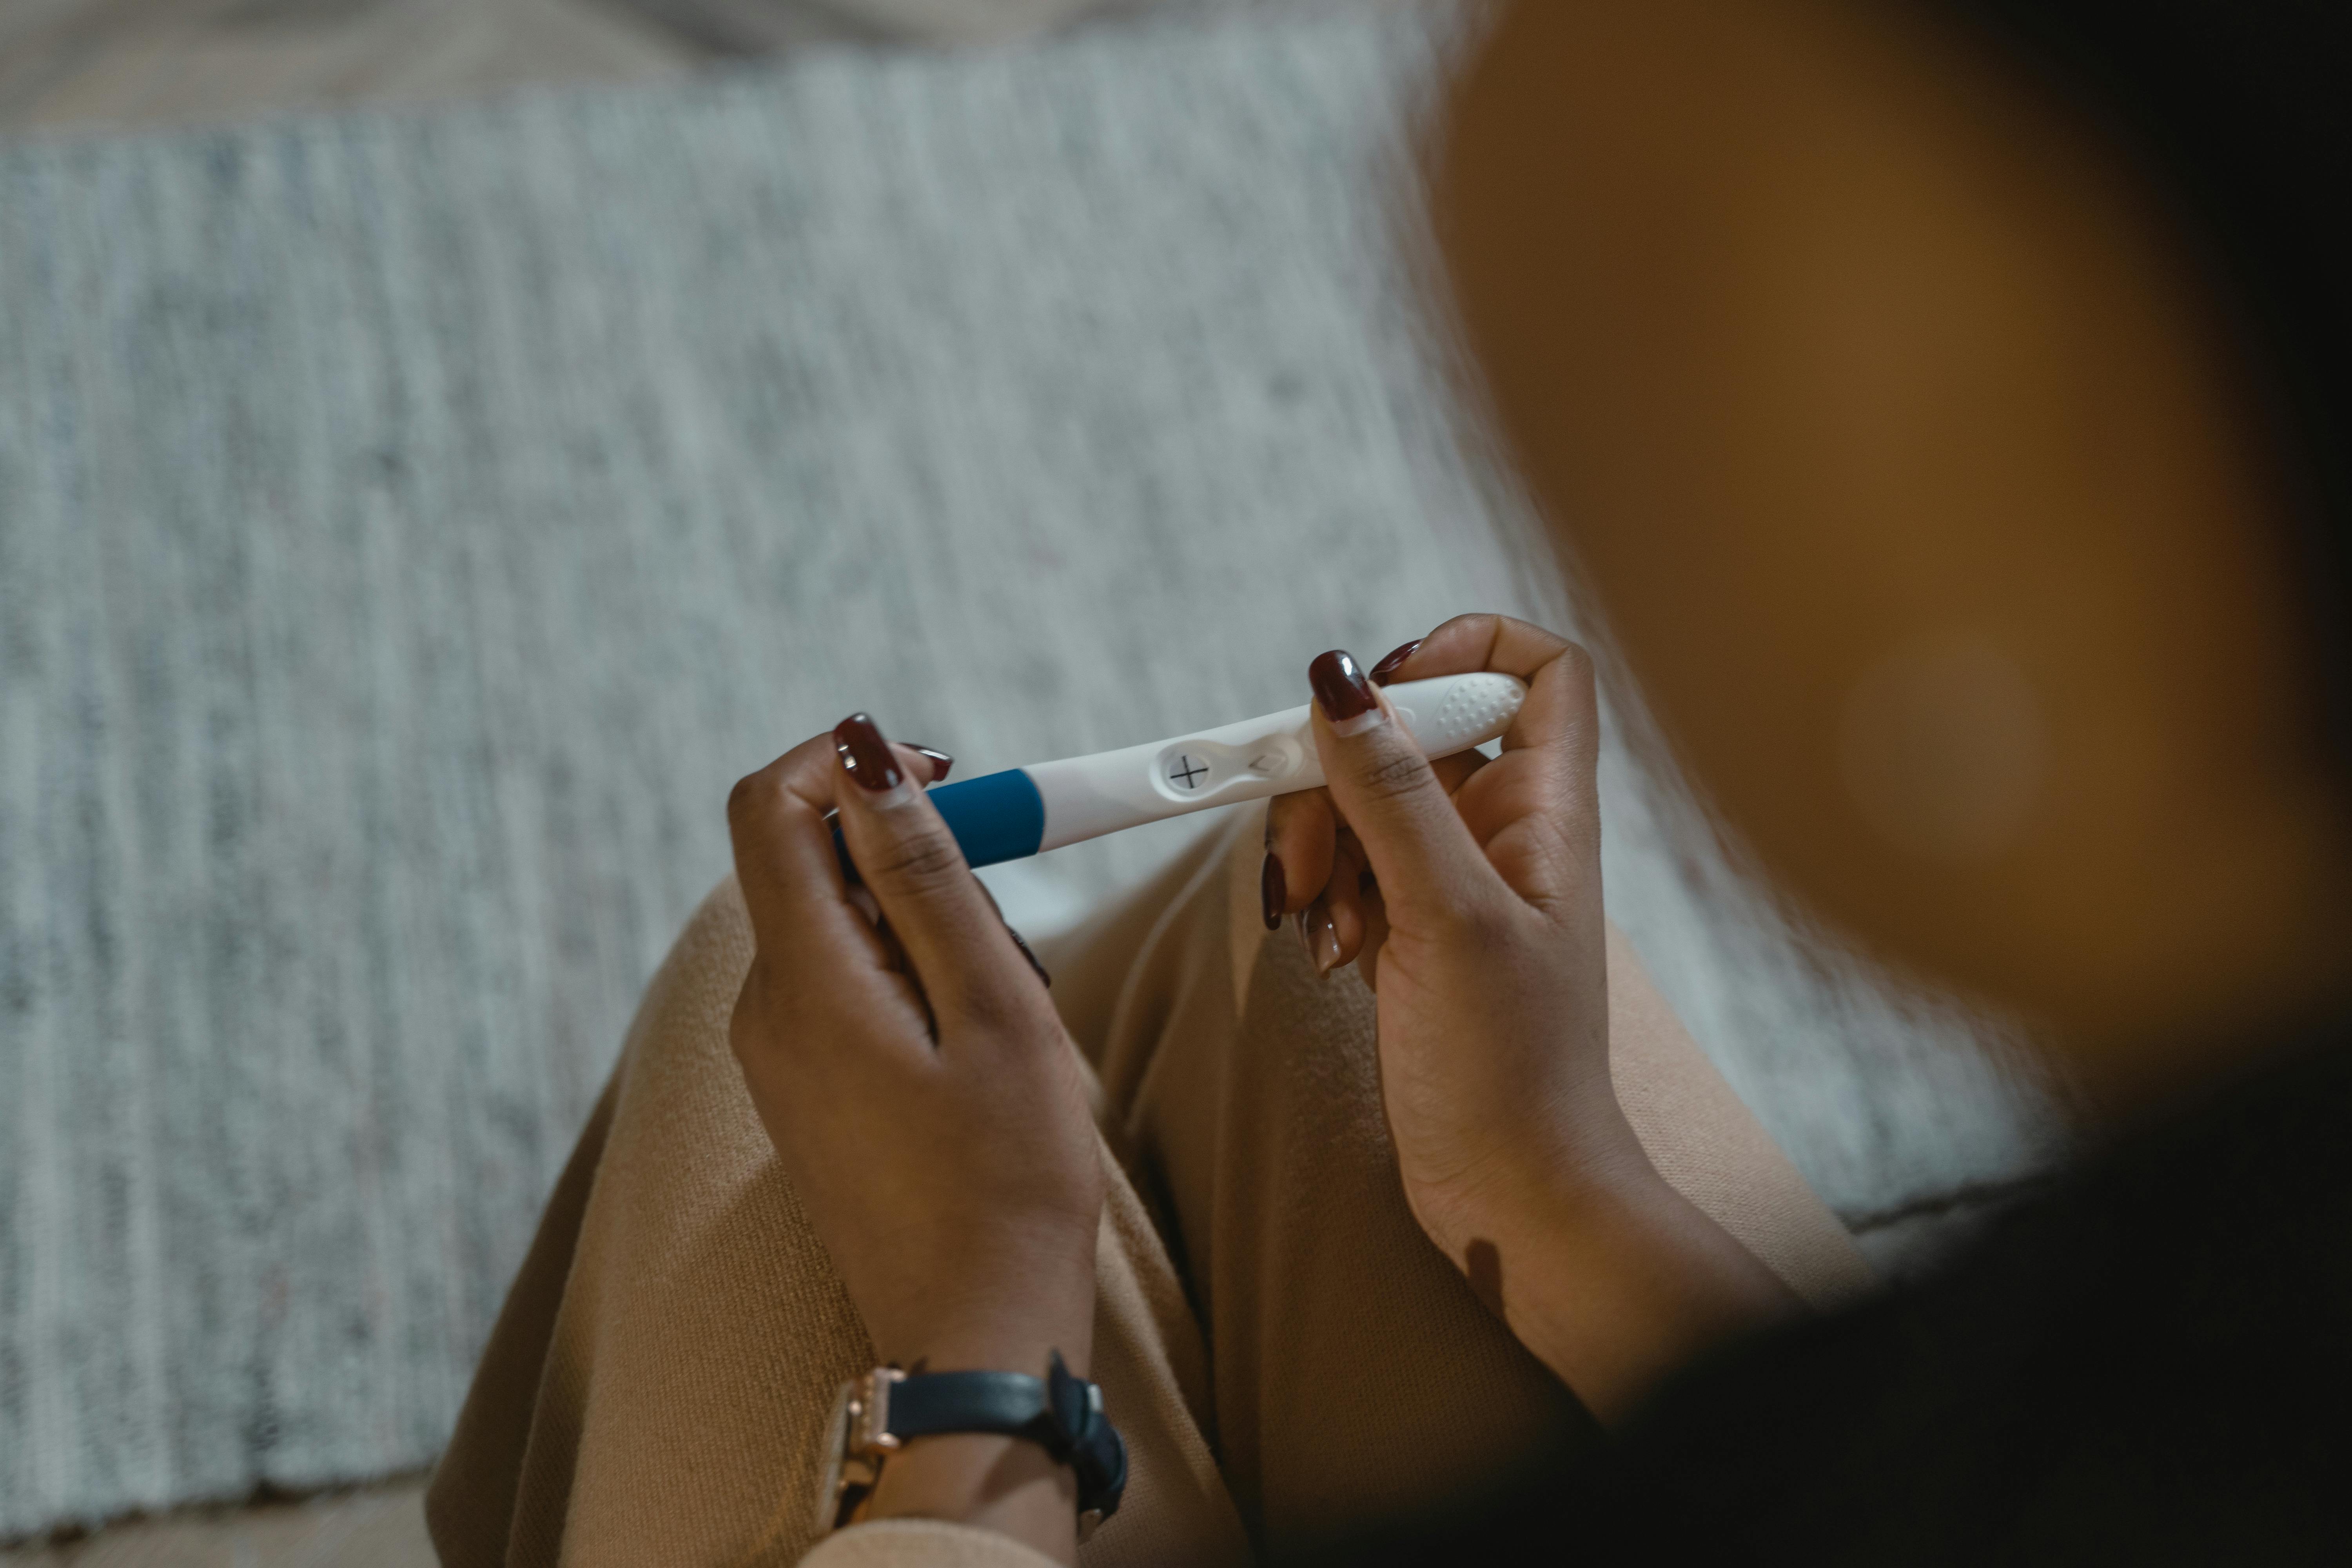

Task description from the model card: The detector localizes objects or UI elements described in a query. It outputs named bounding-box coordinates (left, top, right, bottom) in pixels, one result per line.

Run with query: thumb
left=831, top=712, right=1043, bottom=1036
left=1307, top=649, right=1501, bottom=927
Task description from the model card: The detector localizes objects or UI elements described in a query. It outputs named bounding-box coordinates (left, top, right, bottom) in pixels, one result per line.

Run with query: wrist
left=866, top=1237, right=1096, bottom=1376
left=867, top=1434, right=1079, bottom=1565
left=870, top=1265, right=1092, bottom=1370
left=1420, top=1115, right=1679, bottom=1341
left=874, top=1310, right=1094, bottom=1382
left=1416, top=1090, right=1656, bottom=1268
left=844, top=1346, right=1120, bottom=1568
left=1444, top=1151, right=1795, bottom=1420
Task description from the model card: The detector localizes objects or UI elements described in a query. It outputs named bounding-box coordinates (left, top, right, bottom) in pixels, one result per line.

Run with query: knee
left=619, top=877, right=759, bottom=1080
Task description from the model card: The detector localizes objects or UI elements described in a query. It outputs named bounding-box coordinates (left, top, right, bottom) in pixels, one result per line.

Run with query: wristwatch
left=817, top=1351, right=1129, bottom=1535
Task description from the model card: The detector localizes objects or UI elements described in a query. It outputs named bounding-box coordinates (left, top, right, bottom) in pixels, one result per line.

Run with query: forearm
left=1445, top=924, right=1831, bottom=1421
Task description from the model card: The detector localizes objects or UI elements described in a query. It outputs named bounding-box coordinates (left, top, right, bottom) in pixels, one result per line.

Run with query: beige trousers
left=426, top=813, right=1868, bottom=1568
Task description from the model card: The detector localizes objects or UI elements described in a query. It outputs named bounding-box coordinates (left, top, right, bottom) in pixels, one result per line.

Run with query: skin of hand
left=1268, top=613, right=1797, bottom=1420
left=726, top=719, right=1103, bottom=1563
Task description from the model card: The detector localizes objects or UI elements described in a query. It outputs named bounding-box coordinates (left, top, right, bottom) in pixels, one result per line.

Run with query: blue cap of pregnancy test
left=831, top=768, right=1046, bottom=883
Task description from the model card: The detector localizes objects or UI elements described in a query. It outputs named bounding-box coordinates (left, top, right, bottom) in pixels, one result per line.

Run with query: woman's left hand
left=726, top=713, right=1103, bottom=1554
left=1261, top=615, right=1798, bottom=1419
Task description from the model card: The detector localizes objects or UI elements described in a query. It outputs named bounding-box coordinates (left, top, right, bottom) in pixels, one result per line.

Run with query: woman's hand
left=727, top=714, right=1103, bottom=1557
left=1269, top=618, right=1618, bottom=1257
left=1267, top=614, right=1795, bottom=1419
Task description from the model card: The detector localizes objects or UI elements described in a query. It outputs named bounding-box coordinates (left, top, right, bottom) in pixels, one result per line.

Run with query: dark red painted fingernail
left=1309, top=650, right=1379, bottom=727
left=910, top=746, right=954, bottom=782
left=834, top=713, right=903, bottom=793
left=1369, top=639, right=1421, bottom=685
left=1261, top=852, right=1286, bottom=931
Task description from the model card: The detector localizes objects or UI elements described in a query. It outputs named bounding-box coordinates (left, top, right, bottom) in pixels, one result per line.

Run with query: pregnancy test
left=846, top=673, right=1527, bottom=873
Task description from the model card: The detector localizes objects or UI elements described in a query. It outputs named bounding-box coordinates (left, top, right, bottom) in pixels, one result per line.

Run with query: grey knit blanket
left=0, top=5, right=2053, bottom=1538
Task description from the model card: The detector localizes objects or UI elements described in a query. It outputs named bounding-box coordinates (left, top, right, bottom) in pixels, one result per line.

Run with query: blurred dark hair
left=1949, top=0, right=2352, bottom=767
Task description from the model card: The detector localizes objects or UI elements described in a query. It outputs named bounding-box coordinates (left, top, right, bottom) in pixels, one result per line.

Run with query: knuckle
left=862, top=825, right=967, bottom=891
left=1358, top=744, right=1439, bottom=807
left=725, top=770, right=763, bottom=825
left=946, top=977, right=1028, bottom=1040
left=726, top=766, right=783, bottom=829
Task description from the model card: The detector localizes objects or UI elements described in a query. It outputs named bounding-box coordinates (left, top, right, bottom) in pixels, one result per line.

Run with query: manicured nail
left=1308, top=650, right=1384, bottom=737
left=1299, top=899, right=1339, bottom=978
left=1368, top=639, right=1421, bottom=685
left=1261, top=853, right=1286, bottom=931
left=910, top=746, right=954, bottom=783
left=834, top=713, right=915, bottom=806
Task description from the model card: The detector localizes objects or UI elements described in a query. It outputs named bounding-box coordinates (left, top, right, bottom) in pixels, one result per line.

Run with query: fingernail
left=1261, top=853, right=1286, bottom=931
left=910, top=745, right=954, bottom=783
left=835, top=713, right=915, bottom=806
left=1309, top=650, right=1384, bottom=737
left=1299, top=900, right=1338, bottom=978
left=1368, top=639, right=1421, bottom=685
left=1007, top=924, right=1052, bottom=989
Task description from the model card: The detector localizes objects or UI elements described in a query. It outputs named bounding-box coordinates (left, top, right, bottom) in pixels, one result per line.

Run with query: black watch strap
left=887, top=1372, right=1051, bottom=1437
left=881, top=1354, right=1128, bottom=1519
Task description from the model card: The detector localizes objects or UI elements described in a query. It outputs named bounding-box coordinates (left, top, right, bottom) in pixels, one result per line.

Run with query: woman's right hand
left=1266, top=613, right=1796, bottom=1419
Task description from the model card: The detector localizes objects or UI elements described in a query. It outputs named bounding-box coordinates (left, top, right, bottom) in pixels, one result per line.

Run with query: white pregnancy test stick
left=906, top=673, right=1528, bottom=869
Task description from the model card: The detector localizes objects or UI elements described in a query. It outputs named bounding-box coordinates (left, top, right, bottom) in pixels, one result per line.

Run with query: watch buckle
left=850, top=1365, right=906, bottom=1457
left=827, top=1366, right=908, bottom=1534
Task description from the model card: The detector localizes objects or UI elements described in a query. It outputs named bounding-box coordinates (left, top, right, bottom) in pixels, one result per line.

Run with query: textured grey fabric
left=0, top=6, right=2055, bottom=1537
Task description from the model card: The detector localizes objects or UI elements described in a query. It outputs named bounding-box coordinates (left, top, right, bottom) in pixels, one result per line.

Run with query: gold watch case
left=815, top=1367, right=906, bottom=1535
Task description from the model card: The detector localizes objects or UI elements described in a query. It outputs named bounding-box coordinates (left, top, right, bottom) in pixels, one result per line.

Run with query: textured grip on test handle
left=1387, top=671, right=1528, bottom=759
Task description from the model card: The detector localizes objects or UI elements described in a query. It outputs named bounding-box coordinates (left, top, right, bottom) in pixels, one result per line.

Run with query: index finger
left=1370, top=615, right=1602, bottom=913
left=725, top=733, right=883, bottom=964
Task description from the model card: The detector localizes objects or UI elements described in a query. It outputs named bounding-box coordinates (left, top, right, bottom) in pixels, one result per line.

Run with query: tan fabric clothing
left=426, top=812, right=1869, bottom=1568
left=799, top=1521, right=1061, bottom=1568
